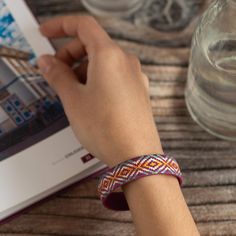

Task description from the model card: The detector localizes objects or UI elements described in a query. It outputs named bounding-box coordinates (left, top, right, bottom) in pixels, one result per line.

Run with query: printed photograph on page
left=0, top=0, right=68, bottom=162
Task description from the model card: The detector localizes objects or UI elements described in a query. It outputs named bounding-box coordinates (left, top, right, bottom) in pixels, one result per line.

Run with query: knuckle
left=95, top=43, right=125, bottom=60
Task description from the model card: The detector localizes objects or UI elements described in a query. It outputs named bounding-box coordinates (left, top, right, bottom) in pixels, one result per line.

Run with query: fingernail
left=38, top=55, right=54, bottom=74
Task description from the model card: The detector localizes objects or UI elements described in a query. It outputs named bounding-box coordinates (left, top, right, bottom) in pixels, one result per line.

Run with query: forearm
left=123, top=174, right=200, bottom=236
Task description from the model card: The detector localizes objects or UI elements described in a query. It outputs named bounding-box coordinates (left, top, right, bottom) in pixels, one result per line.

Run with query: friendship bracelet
left=98, top=154, right=183, bottom=211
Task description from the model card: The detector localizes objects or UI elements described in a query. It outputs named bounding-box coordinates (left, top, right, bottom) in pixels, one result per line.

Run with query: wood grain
left=1, top=0, right=236, bottom=235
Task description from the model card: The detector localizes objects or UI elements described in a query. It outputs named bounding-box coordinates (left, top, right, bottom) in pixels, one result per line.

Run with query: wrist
left=105, top=143, right=164, bottom=168
left=100, top=132, right=164, bottom=168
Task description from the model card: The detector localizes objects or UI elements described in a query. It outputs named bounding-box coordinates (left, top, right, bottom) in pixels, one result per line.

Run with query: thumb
left=37, top=55, right=81, bottom=104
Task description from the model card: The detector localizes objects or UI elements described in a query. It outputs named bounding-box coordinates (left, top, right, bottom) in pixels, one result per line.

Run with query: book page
left=0, top=0, right=101, bottom=214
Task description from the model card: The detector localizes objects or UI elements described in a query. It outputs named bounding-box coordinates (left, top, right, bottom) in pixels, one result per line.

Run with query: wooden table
left=1, top=0, right=236, bottom=235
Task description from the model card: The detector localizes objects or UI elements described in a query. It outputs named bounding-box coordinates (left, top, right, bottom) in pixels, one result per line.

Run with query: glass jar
left=81, top=0, right=145, bottom=17
left=185, top=0, right=236, bottom=141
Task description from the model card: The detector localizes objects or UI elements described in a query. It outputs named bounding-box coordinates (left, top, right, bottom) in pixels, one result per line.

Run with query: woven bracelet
left=98, top=154, right=183, bottom=211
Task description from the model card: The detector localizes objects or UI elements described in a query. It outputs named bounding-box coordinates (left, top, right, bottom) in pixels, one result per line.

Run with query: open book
left=0, top=0, right=105, bottom=222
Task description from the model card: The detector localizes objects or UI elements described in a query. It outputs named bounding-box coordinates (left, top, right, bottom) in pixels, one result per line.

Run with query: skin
left=37, top=15, right=200, bottom=236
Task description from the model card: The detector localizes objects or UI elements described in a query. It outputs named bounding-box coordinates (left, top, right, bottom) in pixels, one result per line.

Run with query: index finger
left=40, top=15, right=113, bottom=53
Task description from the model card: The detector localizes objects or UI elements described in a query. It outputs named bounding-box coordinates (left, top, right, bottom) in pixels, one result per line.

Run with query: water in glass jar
left=186, top=33, right=236, bottom=140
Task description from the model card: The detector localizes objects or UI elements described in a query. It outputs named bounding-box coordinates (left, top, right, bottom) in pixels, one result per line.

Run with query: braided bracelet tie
left=98, top=154, right=183, bottom=211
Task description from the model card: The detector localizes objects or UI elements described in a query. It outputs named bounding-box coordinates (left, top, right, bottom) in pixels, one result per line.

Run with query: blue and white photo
left=0, top=1, right=67, bottom=161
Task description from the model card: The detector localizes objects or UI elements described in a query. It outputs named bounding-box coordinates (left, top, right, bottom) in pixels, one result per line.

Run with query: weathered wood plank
left=162, top=140, right=232, bottom=151
left=159, top=131, right=217, bottom=140
left=7, top=221, right=234, bottom=236
left=150, top=84, right=185, bottom=97
left=178, top=157, right=236, bottom=171
left=192, top=204, right=236, bottom=222
left=198, top=221, right=236, bottom=236
left=24, top=199, right=236, bottom=223
left=183, top=169, right=236, bottom=187
left=0, top=215, right=136, bottom=236
left=154, top=115, right=194, bottom=124
left=2, top=220, right=236, bottom=236
left=151, top=98, right=186, bottom=108
left=184, top=186, right=236, bottom=205
left=152, top=107, right=189, bottom=116
left=28, top=199, right=131, bottom=222
left=117, top=40, right=190, bottom=65
left=2, top=199, right=236, bottom=235
left=169, top=150, right=236, bottom=169
left=168, top=150, right=236, bottom=159
left=143, top=65, right=188, bottom=82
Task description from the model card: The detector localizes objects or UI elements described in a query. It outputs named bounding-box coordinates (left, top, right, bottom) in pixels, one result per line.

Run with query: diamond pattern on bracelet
left=98, top=154, right=183, bottom=210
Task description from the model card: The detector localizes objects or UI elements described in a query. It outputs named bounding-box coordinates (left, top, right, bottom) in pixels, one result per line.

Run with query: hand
left=38, top=16, right=200, bottom=236
left=37, top=15, right=163, bottom=167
